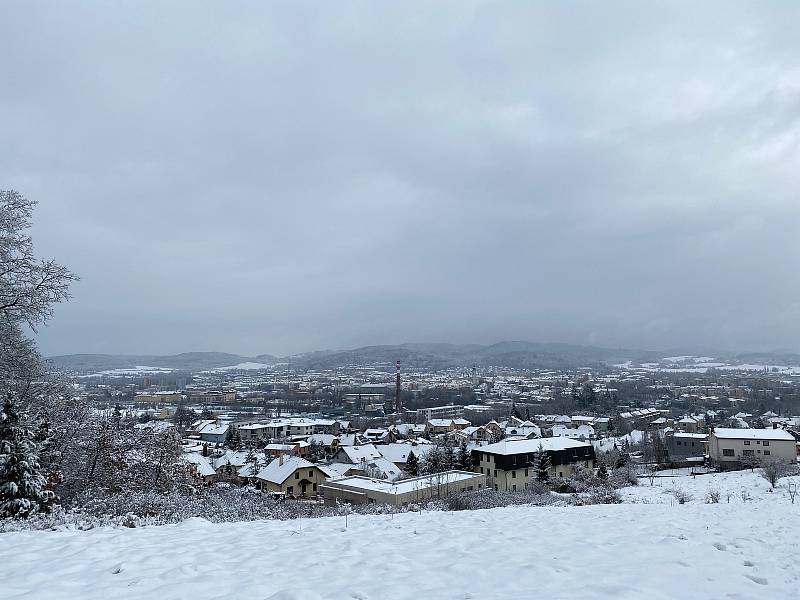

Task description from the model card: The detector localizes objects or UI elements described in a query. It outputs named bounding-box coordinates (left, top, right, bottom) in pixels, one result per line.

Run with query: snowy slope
left=1, top=473, right=798, bottom=599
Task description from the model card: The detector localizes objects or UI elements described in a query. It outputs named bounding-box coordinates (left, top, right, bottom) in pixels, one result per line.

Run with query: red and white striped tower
left=395, top=360, right=402, bottom=412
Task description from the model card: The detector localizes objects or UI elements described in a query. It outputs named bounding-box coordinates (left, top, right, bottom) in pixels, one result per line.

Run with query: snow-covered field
left=1, top=472, right=798, bottom=600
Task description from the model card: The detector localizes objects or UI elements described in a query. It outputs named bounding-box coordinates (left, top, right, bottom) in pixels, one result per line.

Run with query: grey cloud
left=2, top=1, right=799, bottom=356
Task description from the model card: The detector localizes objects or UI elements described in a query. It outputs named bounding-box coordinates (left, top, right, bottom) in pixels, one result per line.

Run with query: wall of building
left=708, top=435, right=795, bottom=464
left=259, top=466, right=327, bottom=497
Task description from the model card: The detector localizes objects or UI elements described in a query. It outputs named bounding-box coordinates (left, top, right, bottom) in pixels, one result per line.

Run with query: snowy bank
left=1, top=472, right=798, bottom=599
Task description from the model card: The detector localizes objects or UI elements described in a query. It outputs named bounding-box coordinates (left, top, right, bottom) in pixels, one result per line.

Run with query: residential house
left=332, top=444, right=382, bottom=465
left=677, top=416, right=700, bottom=433
left=708, top=428, right=797, bottom=467
left=196, top=421, right=229, bottom=445
left=255, top=455, right=329, bottom=497
left=473, top=438, right=596, bottom=492
left=375, top=442, right=435, bottom=470
left=665, top=432, right=707, bottom=462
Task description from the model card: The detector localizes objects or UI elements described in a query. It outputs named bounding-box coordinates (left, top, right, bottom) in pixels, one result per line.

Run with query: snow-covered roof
left=326, top=471, right=478, bottom=494
left=335, top=444, right=382, bottom=464
left=256, top=456, right=316, bottom=484
left=183, top=453, right=216, bottom=477
left=363, top=456, right=403, bottom=481
left=478, top=437, right=592, bottom=456
left=711, top=428, right=794, bottom=441
left=318, top=462, right=356, bottom=479
left=378, top=443, right=435, bottom=463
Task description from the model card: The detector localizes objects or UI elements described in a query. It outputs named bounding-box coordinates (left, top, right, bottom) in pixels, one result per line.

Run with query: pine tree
left=0, top=397, right=55, bottom=518
left=617, top=440, right=630, bottom=468
left=442, top=444, right=456, bottom=470
left=457, top=440, right=473, bottom=470
left=597, top=463, right=608, bottom=480
left=244, top=446, right=260, bottom=481
left=224, top=426, right=241, bottom=450
left=535, top=445, right=551, bottom=483
left=111, top=404, right=122, bottom=430
left=405, top=451, right=419, bottom=476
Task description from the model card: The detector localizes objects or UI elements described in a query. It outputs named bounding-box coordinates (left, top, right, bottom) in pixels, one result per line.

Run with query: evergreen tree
left=0, top=397, right=54, bottom=518
left=111, top=404, right=122, bottom=430
left=597, top=463, right=608, bottom=480
left=442, top=444, right=456, bottom=470
left=405, top=451, right=419, bottom=476
left=457, top=440, right=473, bottom=470
left=616, top=441, right=630, bottom=468
left=224, top=426, right=241, bottom=450
left=534, top=444, right=551, bottom=483
left=201, top=443, right=209, bottom=457
left=422, top=447, right=441, bottom=475
left=244, top=446, right=260, bottom=480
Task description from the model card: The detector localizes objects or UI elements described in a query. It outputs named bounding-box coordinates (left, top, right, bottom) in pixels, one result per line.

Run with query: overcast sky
left=2, top=2, right=800, bottom=357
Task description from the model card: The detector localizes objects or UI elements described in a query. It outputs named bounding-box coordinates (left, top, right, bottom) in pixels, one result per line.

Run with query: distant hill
left=49, top=341, right=800, bottom=374
left=48, top=352, right=277, bottom=372
left=289, top=341, right=664, bottom=371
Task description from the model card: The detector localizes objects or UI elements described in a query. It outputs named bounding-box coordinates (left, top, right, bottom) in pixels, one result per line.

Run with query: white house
left=707, top=428, right=796, bottom=467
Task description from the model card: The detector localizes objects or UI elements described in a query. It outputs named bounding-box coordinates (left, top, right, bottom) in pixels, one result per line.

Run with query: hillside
left=0, top=470, right=796, bottom=599
left=47, top=352, right=277, bottom=372
left=48, top=341, right=800, bottom=373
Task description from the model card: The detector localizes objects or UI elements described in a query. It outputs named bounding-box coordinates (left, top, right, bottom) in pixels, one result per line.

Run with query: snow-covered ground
left=79, top=366, right=175, bottom=377
left=203, top=361, right=273, bottom=372
left=1, top=471, right=798, bottom=599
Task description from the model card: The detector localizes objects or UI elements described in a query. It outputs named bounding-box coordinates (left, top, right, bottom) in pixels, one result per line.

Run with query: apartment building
left=707, top=427, right=796, bottom=467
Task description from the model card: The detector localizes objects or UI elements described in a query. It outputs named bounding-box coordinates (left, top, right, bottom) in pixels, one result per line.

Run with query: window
left=480, top=467, right=484, bottom=474
left=493, top=470, right=497, bottom=478
left=313, top=483, right=317, bottom=491
left=722, top=449, right=735, bottom=457
left=676, top=441, right=681, bottom=446
left=295, top=472, right=299, bottom=479
left=287, top=486, right=293, bottom=494
left=744, top=440, right=750, bottom=445
left=524, top=469, right=529, bottom=477
left=512, top=470, right=517, bottom=478
left=763, top=441, right=770, bottom=447
left=309, top=471, right=313, bottom=477
left=743, top=449, right=754, bottom=456
left=512, top=484, right=517, bottom=492
left=764, top=450, right=771, bottom=456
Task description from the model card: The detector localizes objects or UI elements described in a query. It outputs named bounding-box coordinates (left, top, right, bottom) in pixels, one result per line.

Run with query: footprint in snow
left=745, top=574, right=768, bottom=586
left=743, top=561, right=755, bottom=567
left=713, top=542, right=726, bottom=551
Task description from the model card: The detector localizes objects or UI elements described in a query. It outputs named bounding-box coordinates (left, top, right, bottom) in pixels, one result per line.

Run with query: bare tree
left=759, top=461, right=793, bottom=490
left=787, top=482, right=798, bottom=504
left=1, top=190, right=78, bottom=329
left=1, top=190, right=77, bottom=516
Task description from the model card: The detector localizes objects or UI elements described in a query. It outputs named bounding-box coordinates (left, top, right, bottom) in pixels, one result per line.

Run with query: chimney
left=279, top=453, right=284, bottom=466
left=773, top=422, right=778, bottom=429
left=395, top=360, right=402, bottom=412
